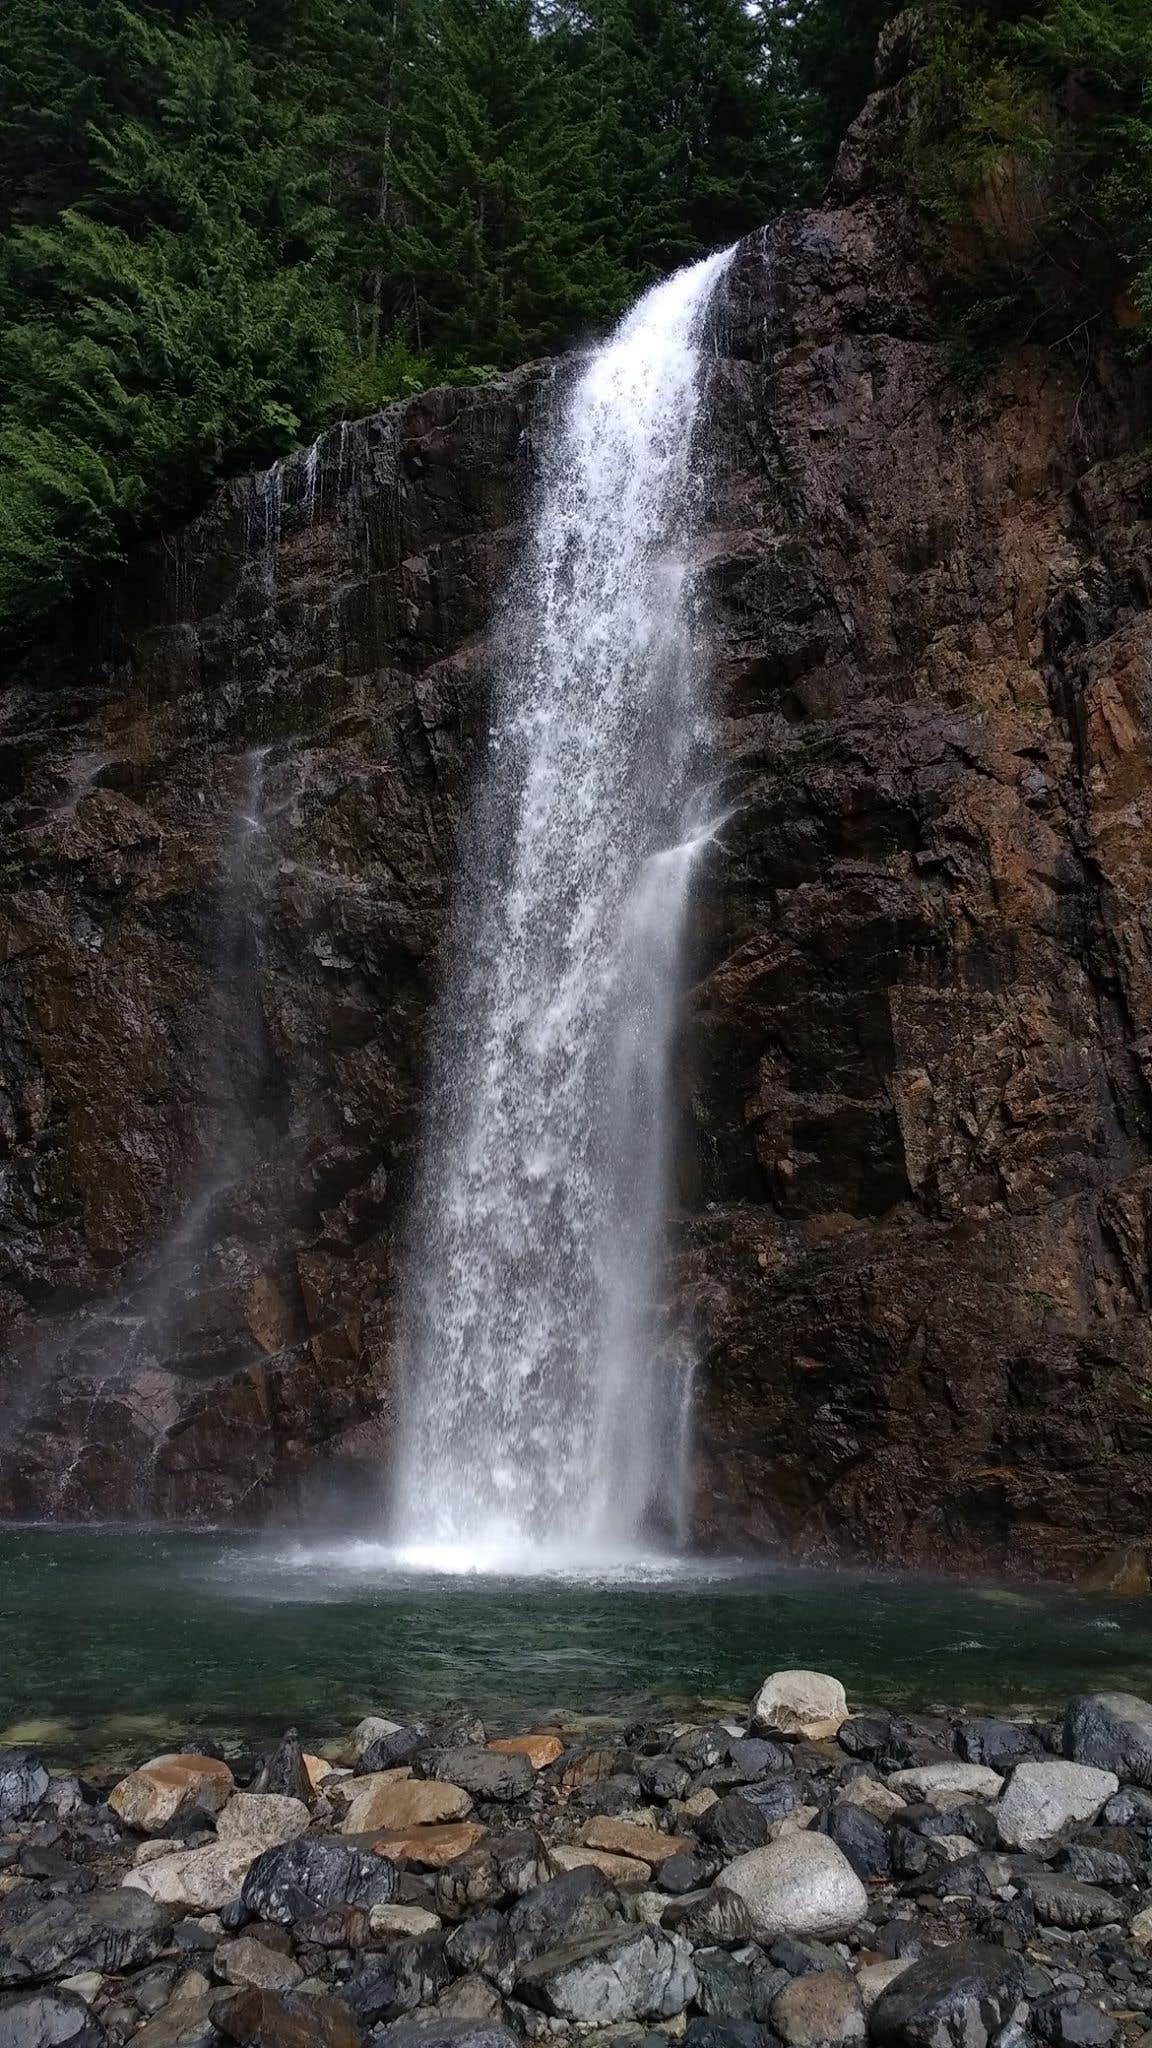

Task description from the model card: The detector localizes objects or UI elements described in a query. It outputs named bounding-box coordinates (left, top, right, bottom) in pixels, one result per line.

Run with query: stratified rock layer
left=3, top=106, right=1152, bottom=1574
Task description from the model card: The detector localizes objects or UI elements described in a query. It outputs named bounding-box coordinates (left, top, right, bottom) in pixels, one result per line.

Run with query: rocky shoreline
left=5, top=1672, right=1152, bottom=2048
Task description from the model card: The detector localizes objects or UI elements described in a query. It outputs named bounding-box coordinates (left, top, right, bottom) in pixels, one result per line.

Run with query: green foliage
left=0, top=0, right=906, bottom=643
left=900, top=0, right=1152, bottom=373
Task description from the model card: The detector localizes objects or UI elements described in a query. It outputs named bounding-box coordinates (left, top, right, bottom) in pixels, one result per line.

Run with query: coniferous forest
left=0, top=0, right=1149, bottom=640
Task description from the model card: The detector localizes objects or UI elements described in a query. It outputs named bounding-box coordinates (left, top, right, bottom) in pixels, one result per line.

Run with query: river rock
left=955, top=1720, right=1044, bottom=1772
left=108, top=1755, right=234, bottom=1835
left=218, top=1797, right=311, bottom=1852
left=368, top=1904, right=443, bottom=1940
left=996, top=1761, right=1118, bottom=1849
left=869, top=1943, right=1027, bottom=2047
left=215, top=1938, right=304, bottom=1993
left=342, top=1777, right=470, bottom=1835
left=663, top=1887, right=758, bottom=1947
left=0, top=1756, right=50, bottom=1825
left=696, top=1797, right=770, bottom=1857
left=124, top=1841, right=263, bottom=1914
left=1064, top=1694, right=1152, bottom=1785
left=368, top=1824, right=487, bottom=1870
left=352, top=1718, right=403, bottom=1759
left=751, top=1674, right=848, bottom=1742
left=0, top=1990, right=106, bottom=2048
left=1023, top=1874, right=1122, bottom=1931
left=359, top=1729, right=428, bottom=1775
left=373, top=2022, right=520, bottom=2048
left=517, top=1925, right=697, bottom=2023
left=887, top=1763, right=1004, bottom=1805
left=445, top=1910, right=516, bottom=1993
left=838, top=1777, right=906, bottom=1823
left=240, top=1838, right=399, bottom=1924
left=822, top=1801, right=890, bottom=1881
left=508, top=1865, right=618, bottom=1963
left=250, top=1735, right=313, bottom=1810
left=683, top=2023, right=768, bottom=2048
left=487, top=1736, right=562, bottom=1771
left=770, top=1969, right=865, bottom=2046
left=342, top=1934, right=452, bottom=2023
left=127, top=1979, right=224, bottom=2048
left=0, top=1891, right=172, bottom=1984
left=694, top=1945, right=787, bottom=2021
left=431, top=1976, right=504, bottom=2023
left=548, top=1844, right=651, bottom=1885
left=718, top=1835, right=867, bottom=1938
left=215, top=1986, right=362, bottom=2048
left=579, top=1819, right=691, bottom=1868
left=430, top=1751, right=532, bottom=1803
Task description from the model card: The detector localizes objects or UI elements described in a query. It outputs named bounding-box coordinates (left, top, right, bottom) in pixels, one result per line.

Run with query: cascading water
left=394, top=246, right=734, bottom=1570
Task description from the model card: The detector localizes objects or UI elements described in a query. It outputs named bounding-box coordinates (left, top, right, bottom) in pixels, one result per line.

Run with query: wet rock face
left=3, top=156, right=1152, bottom=1573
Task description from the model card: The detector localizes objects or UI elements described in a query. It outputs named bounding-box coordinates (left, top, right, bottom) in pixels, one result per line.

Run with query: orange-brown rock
left=487, top=1734, right=563, bottom=1770
left=578, top=1818, right=691, bottom=1867
left=108, top=1753, right=234, bottom=1834
left=367, top=1822, right=487, bottom=1870
left=340, top=1775, right=470, bottom=1835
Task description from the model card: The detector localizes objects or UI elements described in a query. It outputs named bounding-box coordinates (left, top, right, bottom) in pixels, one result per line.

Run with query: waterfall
left=393, top=246, right=734, bottom=1570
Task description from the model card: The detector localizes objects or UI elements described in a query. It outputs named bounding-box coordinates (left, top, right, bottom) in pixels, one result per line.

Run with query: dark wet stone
left=1063, top=1842, right=1134, bottom=1887
left=342, top=1936, right=451, bottom=2025
left=358, top=1731, right=429, bottom=1777
left=0, top=1757, right=50, bottom=1824
left=738, top=1778, right=802, bottom=1825
left=0, top=1990, right=106, bottom=2048
left=1035, top=2000, right=1117, bottom=2048
left=837, top=1718, right=896, bottom=1761
left=574, top=1774, right=646, bottom=1816
left=15, top=1849, right=93, bottom=1895
left=251, top=1731, right=313, bottom=1809
left=0, top=1890, right=171, bottom=1985
left=1064, top=1696, right=1152, bottom=1786
left=241, top=1839, right=399, bottom=1926
left=696, top=1797, right=769, bottom=1858
left=726, top=1740, right=789, bottom=1781
left=822, top=1802, right=890, bottom=1881
left=444, top=1912, right=514, bottom=1994
left=955, top=1720, right=1043, bottom=1773
left=682, top=2020, right=769, bottom=2048
left=662, top=1889, right=756, bottom=1947
left=430, top=1751, right=532, bottom=1804
left=658, top=1852, right=710, bottom=1896
left=768, top=1939, right=845, bottom=1978
left=870, top=1942, right=1026, bottom=2047
left=674, top=1728, right=736, bottom=1774
left=637, top=1758, right=692, bottom=1804
left=694, top=1946, right=789, bottom=2021
left=507, top=1866, right=617, bottom=1963
left=1024, top=1875, right=1121, bottom=1931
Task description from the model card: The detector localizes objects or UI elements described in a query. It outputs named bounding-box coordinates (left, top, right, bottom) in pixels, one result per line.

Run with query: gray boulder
left=372, top=2025, right=520, bottom=2048
left=997, top=1762, right=1117, bottom=1850
left=1064, top=1694, right=1152, bottom=1786
left=343, top=1935, right=452, bottom=2025
left=694, top=1946, right=788, bottom=2021
left=517, top=1926, right=697, bottom=2024
left=0, top=1892, right=171, bottom=1986
left=508, top=1866, right=618, bottom=1963
left=430, top=1750, right=532, bottom=1803
left=1023, top=1874, right=1122, bottom=1931
left=0, top=1991, right=105, bottom=2048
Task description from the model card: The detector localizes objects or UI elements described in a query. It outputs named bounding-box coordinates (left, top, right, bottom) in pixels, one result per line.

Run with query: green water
left=1, top=1527, right=1149, bottom=1768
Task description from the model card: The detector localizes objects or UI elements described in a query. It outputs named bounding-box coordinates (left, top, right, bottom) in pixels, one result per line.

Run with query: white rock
left=217, top=1792, right=311, bottom=1850
left=887, top=1763, right=1003, bottom=1805
left=122, top=1837, right=265, bottom=1912
left=856, top=1958, right=914, bottom=2010
left=751, top=1672, right=849, bottom=1741
left=1131, top=1905, right=1152, bottom=1946
left=719, top=1833, right=868, bottom=1938
left=59, top=1974, right=105, bottom=2002
left=996, top=1760, right=1118, bottom=1850
left=368, top=1902, right=443, bottom=1938
left=352, top=1716, right=403, bottom=1759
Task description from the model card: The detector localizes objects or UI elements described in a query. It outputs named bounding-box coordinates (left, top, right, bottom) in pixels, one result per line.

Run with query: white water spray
left=393, top=247, right=734, bottom=1569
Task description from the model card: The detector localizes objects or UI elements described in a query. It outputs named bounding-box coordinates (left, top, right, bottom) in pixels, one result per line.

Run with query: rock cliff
left=3, top=43, right=1152, bottom=1578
